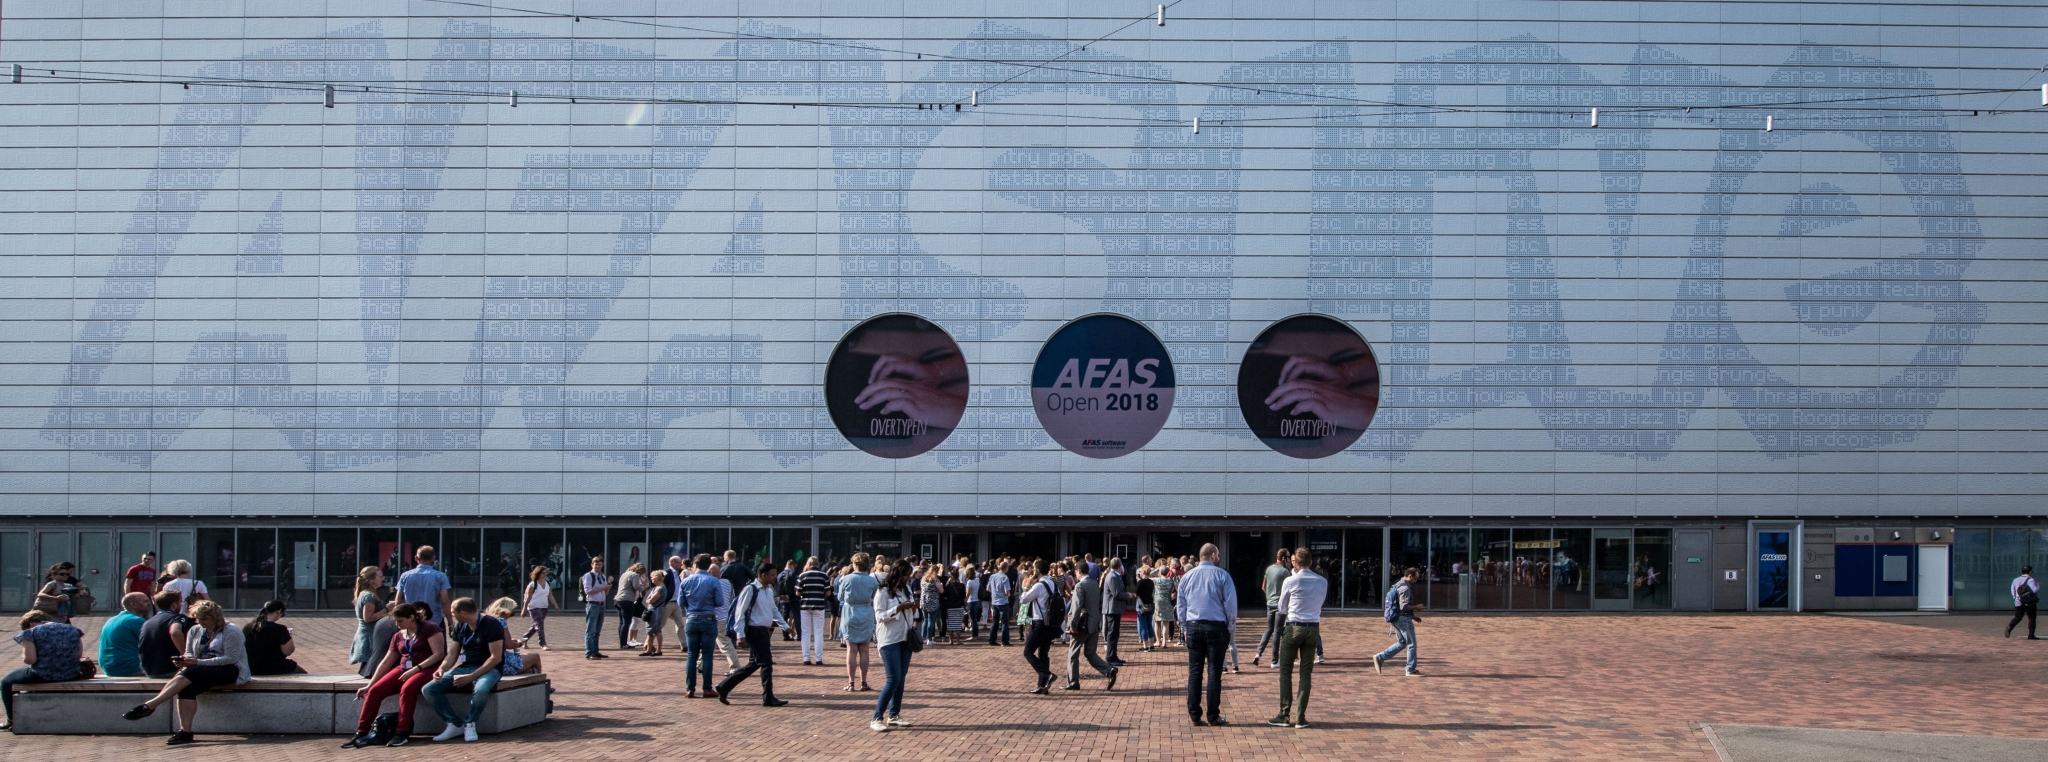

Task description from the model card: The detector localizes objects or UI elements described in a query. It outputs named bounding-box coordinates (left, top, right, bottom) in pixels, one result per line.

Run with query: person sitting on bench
left=420, top=597, right=505, bottom=743
left=121, top=600, right=250, bottom=745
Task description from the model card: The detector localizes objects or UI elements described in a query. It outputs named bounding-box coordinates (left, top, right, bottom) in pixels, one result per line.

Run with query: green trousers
left=1276, top=623, right=1319, bottom=724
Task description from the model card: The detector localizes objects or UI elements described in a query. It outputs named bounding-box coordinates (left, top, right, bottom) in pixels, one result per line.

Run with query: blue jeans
left=1136, top=610, right=1155, bottom=642
left=422, top=665, right=502, bottom=726
left=583, top=603, right=605, bottom=656
left=1375, top=616, right=1418, bottom=672
left=684, top=617, right=719, bottom=692
left=967, top=601, right=982, bottom=638
left=987, top=604, right=1011, bottom=645
left=919, top=610, right=938, bottom=640
left=873, top=642, right=910, bottom=720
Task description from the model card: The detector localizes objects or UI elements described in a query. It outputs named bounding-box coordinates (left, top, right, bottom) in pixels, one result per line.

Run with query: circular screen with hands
left=1236, top=315, right=1380, bottom=459
left=824, top=313, right=970, bottom=459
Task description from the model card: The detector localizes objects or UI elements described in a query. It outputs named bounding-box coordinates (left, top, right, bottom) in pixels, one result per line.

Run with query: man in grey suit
left=1062, top=569, right=1119, bottom=691
left=1102, top=558, right=1133, bottom=667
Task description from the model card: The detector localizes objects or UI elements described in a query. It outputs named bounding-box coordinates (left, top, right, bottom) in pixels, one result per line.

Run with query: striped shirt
left=798, top=569, right=831, bottom=611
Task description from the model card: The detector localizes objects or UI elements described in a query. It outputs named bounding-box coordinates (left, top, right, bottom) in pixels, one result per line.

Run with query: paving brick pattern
left=4, top=610, right=2042, bottom=760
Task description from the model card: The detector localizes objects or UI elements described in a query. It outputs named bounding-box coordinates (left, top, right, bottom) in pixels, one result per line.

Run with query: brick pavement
left=3, top=609, right=2043, bottom=761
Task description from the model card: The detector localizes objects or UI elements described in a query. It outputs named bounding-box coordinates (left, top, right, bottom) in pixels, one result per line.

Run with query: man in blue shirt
left=97, top=593, right=151, bottom=677
left=1174, top=544, right=1237, bottom=727
left=679, top=554, right=726, bottom=697
left=395, top=546, right=452, bottom=626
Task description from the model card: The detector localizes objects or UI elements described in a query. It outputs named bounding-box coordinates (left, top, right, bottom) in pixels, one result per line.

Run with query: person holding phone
left=121, top=600, right=250, bottom=745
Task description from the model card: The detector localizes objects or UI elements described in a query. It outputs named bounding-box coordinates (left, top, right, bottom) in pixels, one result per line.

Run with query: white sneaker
left=1314, top=656, right=1326, bottom=664
left=462, top=724, right=479, bottom=742
left=887, top=716, right=911, bottom=727
left=432, top=724, right=464, bottom=742
left=869, top=720, right=890, bottom=733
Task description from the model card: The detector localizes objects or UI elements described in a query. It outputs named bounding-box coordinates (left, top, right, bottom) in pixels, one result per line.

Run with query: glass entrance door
left=1591, top=529, right=1633, bottom=610
left=76, top=531, right=113, bottom=609
left=1756, top=529, right=1794, bottom=610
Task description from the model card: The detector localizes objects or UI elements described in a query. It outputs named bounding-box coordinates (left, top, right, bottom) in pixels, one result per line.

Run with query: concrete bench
left=10, top=672, right=548, bottom=736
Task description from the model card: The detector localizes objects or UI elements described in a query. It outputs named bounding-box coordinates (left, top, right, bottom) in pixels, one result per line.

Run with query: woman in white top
left=869, top=559, right=918, bottom=733
left=120, top=600, right=249, bottom=745
left=159, top=559, right=209, bottom=610
left=519, top=566, right=556, bottom=650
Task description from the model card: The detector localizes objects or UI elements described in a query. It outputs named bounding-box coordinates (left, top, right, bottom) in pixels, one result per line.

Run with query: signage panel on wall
left=1031, top=314, right=1176, bottom=459
left=1236, top=315, right=1381, bottom=459
left=824, top=314, right=970, bottom=459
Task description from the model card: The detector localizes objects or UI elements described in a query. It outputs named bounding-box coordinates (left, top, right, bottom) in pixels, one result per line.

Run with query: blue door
left=1757, top=531, right=1791, bottom=609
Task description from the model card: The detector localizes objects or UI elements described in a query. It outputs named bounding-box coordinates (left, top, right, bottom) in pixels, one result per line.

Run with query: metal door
left=1918, top=545, right=1950, bottom=611
left=1673, top=530, right=1713, bottom=611
left=76, top=531, right=114, bottom=608
left=1591, top=529, right=1633, bottom=611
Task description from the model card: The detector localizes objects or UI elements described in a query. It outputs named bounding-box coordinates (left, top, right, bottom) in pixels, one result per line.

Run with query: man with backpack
left=2008, top=565, right=2040, bottom=639
left=776, top=560, right=798, bottom=642
left=1373, top=567, right=1426, bottom=677
left=1018, top=561, right=1065, bottom=694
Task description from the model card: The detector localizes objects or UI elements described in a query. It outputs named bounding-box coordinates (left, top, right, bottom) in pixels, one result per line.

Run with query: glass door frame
left=1747, top=520, right=1804, bottom=612
left=1590, top=528, right=1634, bottom=611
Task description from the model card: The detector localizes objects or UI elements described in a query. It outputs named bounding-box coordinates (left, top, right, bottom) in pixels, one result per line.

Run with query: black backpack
left=2022, top=578, right=2040, bottom=607
left=1040, top=580, right=1066, bottom=627
left=364, top=712, right=398, bottom=744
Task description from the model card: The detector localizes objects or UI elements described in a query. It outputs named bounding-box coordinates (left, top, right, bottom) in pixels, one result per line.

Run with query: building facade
left=2, top=1, right=2044, bottom=610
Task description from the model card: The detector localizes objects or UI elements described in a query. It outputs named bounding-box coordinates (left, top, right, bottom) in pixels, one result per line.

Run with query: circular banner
left=1237, top=315, right=1379, bottom=459
left=824, top=313, right=969, bottom=459
left=1031, top=314, right=1176, bottom=459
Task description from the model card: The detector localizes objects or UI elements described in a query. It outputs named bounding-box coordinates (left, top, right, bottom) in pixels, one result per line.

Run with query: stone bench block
left=12, top=673, right=548, bottom=736
left=12, top=691, right=174, bottom=735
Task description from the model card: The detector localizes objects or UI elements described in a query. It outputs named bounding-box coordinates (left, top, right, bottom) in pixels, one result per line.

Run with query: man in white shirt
left=2008, top=565, right=2039, bottom=639
left=1175, top=544, right=1237, bottom=726
left=713, top=562, right=791, bottom=707
left=1017, top=562, right=1060, bottom=693
left=1269, top=548, right=1327, bottom=728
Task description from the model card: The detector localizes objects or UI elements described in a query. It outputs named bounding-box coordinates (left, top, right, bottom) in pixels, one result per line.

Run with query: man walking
left=714, top=562, right=790, bottom=707
left=661, top=555, right=689, bottom=647
left=1176, top=543, right=1237, bottom=726
left=1269, top=548, right=1325, bottom=729
left=986, top=560, right=1013, bottom=647
left=1374, top=567, right=1426, bottom=676
left=2008, top=565, right=2040, bottom=639
left=1063, top=564, right=1119, bottom=691
left=1102, top=558, right=1131, bottom=666
left=1252, top=548, right=1290, bottom=666
left=679, top=555, right=724, bottom=697
left=711, top=560, right=742, bottom=673
left=395, top=546, right=453, bottom=626
left=796, top=557, right=831, bottom=665
left=580, top=556, right=610, bottom=660
left=1018, top=561, right=1064, bottom=694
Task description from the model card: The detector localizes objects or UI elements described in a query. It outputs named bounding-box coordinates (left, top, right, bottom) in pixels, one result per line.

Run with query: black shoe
left=1207, top=718, right=1229, bottom=727
left=593, top=652, right=610, bottom=659
left=166, top=732, right=195, bottom=746
left=2030, top=636, right=2042, bottom=640
left=1189, top=716, right=1208, bottom=727
left=341, top=734, right=373, bottom=749
left=763, top=698, right=789, bottom=707
left=123, top=704, right=156, bottom=721
left=385, top=733, right=412, bottom=747
left=715, top=686, right=732, bottom=705
left=1267, top=716, right=1291, bottom=727
left=1105, top=667, right=1119, bottom=691
left=1028, top=686, right=1049, bottom=695
left=1062, top=683, right=1080, bottom=691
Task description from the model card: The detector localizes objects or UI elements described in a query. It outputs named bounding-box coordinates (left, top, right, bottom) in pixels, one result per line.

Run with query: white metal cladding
left=0, top=1, right=2044, bottom=518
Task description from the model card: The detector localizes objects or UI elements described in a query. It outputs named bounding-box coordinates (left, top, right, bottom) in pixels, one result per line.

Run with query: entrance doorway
left=1918, top=544, right=1950, bottom=611
left=989, top=532, right=1058, bottom=563
left=1227, top=532, right=1271, bottom=609
left=1592, top=529, right=1633, bottom=611
left=1151, top=532, right=1216, bottom=564
left=1750, top=521, right=1802, bottom=611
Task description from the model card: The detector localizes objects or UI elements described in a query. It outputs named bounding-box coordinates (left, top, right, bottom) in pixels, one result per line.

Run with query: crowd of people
left=2, top=539, right=1562, bottom=741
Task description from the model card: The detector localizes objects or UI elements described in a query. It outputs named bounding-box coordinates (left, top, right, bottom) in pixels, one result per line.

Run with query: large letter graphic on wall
left=1031, top=314, right=1177, bottom=458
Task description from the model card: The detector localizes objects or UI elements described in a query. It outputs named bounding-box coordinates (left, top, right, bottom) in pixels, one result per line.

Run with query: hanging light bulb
left=324, top=84, right=334, bottom=108
left=1590, top=107, right=1598, bottom=128
left=1192, top=116, right=1200, bottom=134
left=1157, top=4, right=1165, bottom=25
left=1765, top=115, right=1773, bottom=132
left=509, top=90, right=518, bottom=107
left=971, top=90, right=978, bottom=107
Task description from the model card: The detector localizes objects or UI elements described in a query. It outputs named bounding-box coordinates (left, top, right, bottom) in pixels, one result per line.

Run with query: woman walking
left=869, top=559, right=918, bottom=732
left=348, top=567, right=387, bottom=671
left=120, top=600, right=251, bottom=745
left=520, top=566, right=556, bottom=650
left=615, top=563, right=649, bottom=649
left=836, top=553, right=878, bottom=691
